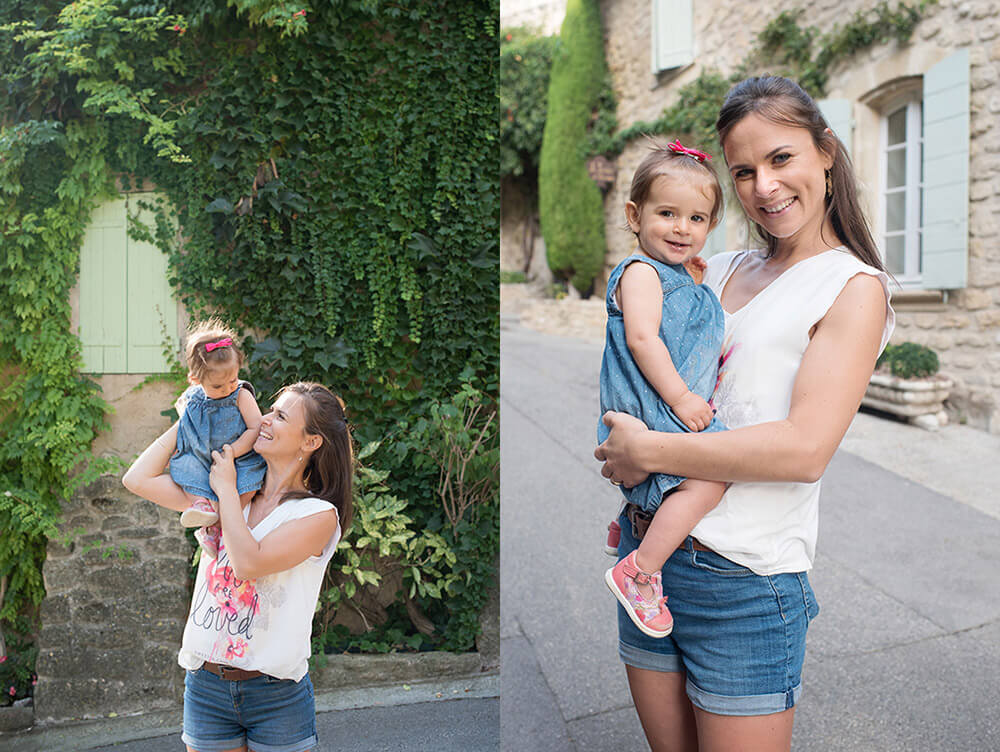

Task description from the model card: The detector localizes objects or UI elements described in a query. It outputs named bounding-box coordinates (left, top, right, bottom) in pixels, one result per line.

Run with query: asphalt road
left=82, top=698, right=499, bottom=751
left=500, top=322, right=1000, bottom=752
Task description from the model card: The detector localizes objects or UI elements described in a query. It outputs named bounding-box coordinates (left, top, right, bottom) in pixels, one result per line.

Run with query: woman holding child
left=595, top=76, right=895, bottom=751
left=124, top=366, right=352, bottom=752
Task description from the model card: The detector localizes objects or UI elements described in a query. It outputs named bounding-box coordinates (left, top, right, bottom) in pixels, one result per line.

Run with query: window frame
left=879, top=91, right=924, bottom=288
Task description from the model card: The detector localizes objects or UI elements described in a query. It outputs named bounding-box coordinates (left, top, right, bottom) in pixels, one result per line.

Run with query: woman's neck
left=768, top=217, right=840, bottom=267
left=257, top=459, right=307, bottom=505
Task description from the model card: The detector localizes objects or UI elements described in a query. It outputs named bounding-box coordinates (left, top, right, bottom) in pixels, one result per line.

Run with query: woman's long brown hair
left=716, top=75, right=887, bottom=271
left=275, top=382, right=354, bottom=531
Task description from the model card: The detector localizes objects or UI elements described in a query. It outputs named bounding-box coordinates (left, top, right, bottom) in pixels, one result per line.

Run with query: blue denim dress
left=598, top=253, right=727, bottom=513
left=169, top=381, right=266, bottom=502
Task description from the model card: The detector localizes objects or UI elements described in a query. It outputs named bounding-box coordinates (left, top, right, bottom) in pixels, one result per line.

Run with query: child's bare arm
left=230, top=387, right=263, bottom=457
left=619, top=263, right=714, bottom=432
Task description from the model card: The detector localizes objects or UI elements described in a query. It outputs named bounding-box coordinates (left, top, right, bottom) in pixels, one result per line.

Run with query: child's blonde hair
left=627, top=137, right=724, bottom=235
left=184, top=318, right=244, bottom=383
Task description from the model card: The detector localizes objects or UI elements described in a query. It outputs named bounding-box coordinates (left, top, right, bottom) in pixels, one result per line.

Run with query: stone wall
left=500, top=0, right=567, bottom=35
left=598, top=0, right=1000, bottom=431
left=34, top=475, right=192, bottom=723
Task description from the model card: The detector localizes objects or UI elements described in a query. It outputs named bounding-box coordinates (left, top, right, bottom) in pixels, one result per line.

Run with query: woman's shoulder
left=279, top=496, right=337, bottom=522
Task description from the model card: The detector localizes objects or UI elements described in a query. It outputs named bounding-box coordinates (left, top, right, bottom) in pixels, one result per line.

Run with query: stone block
left=90, top=495, right=132, bottom=516
left=961, top=288, right=993, bottom=310
left=977, top=310, right=1000, bottom=328
left=43, top=560, right=85, bottom=593
left=39, top=594, right=72, bottom=625
left=100, top=515, right=134, bottom=532
left=118, top=526, right=161, bottom=540
left=88, top=565, right=137, bottom=597
left=147, top=535, right=193, bottom=557
left=0, top=704, right=34, bottom=732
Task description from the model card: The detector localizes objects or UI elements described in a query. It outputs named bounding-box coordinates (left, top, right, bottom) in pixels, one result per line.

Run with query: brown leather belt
left=202, top=662, right=265, bottom=681
left=624, top=504, right=711, bottom=551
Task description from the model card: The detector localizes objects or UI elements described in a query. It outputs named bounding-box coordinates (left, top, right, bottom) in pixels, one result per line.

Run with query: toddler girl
left=171, top=319, right=266, bottom=557
left=599, top=139, right=728, bottom=638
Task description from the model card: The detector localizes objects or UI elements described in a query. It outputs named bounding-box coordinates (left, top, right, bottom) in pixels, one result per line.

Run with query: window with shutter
left=79, top=193, right=179, bottom=373
left=651, top=0, right=693, bottom=73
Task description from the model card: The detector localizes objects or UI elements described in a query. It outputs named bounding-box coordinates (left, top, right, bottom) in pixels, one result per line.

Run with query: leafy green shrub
left=538, top=0, right=608, bottom=295
left=501, top=30, right=558, bottom=180
left=313, top=379, right=498, bottom=653
left=877, top=342, right=940, bottom=380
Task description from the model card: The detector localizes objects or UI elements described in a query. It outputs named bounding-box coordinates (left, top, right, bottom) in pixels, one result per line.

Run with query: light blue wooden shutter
left=817, top=98, right=853, bottom=158
left=80, top=199, right=128, bottom=373
left=651, top=0, right=693, bottom=73
left=921, top=49, right=969, bottom=289
left=126, top=193, right=178, bottom=371
left=79, top=194, right=178, bottom=373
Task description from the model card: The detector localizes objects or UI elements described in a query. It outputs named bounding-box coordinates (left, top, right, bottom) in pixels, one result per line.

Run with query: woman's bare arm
left=121, top=423, right=191, bottom=512
left=210, top=445, right=339, bottom=580
left=596, top=273, right=887, bottom=485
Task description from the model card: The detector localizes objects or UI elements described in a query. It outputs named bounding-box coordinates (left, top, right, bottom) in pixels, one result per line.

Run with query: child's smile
left=626, top=175, right=717, bottom=266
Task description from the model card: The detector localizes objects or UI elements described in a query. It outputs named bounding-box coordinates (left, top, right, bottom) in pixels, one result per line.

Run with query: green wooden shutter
left=817, top=98, right=853, bottom=158
left=79, top=194, right=178, bottom=373
left=651, top=0, right=693, bottom=73
left=921, top=49, right=969, bottom=290
left=80, top=199, right=128, bottom=373
left=126, top=193, right=178, bottom=372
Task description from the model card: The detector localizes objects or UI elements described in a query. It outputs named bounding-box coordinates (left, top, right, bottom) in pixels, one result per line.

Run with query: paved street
left=500, top=322, right=1000, bottom=751
left=83, top=698, right=499, bottom=752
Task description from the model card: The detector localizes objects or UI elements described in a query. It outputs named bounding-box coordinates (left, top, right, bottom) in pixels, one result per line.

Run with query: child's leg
left=238, top=491, right=255, bottom=510
left=632, top=479, right=727, bottom=599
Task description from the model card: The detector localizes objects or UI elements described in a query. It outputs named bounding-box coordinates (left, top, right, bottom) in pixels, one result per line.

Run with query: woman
left=595, top=76, right=895, bottom=751
left=123, top=382, right=352, bottom=752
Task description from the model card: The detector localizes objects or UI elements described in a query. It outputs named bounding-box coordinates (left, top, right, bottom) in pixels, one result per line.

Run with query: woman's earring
left=825, top=170, right=832, bottom=198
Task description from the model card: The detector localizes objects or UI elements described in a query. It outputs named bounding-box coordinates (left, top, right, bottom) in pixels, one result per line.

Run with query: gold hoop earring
left=825, top=170, right=832, bottom=198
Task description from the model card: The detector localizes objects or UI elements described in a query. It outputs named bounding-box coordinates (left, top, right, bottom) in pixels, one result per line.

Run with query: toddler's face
left=199, top=364, right=240, bottom=400
left=626, top=176, right=716, bottom=266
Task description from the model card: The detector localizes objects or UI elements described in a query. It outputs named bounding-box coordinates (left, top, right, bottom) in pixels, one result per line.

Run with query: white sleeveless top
left=693, top=248, right=894, bottom=575
left=178, top=497, right=341, bottom=680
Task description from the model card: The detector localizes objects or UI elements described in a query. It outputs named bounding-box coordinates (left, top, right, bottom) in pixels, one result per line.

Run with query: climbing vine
left=1, top=0, right=498, bottom=681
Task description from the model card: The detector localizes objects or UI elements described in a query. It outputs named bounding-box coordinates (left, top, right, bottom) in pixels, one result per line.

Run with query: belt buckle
left=218, top=665, right=236, bottom=680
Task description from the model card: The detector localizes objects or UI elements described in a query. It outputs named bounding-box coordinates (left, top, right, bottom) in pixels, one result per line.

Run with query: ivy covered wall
left=0, top=0, right=499, bottom=699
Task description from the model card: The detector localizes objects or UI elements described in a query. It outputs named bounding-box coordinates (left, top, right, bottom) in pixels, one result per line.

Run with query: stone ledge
left=312, top=651, right=485, bottom=689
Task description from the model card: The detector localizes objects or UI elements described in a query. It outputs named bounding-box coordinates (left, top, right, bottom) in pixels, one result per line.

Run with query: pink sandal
left=605, top=550, right=673, bottom=638
left=195, top=525, right=221, bottom=558
left=180, top=497, right=219, bottom=528
left=604, top=519, right=621, bottom=557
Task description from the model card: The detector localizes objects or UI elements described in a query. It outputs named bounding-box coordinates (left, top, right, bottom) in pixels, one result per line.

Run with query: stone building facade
left=598, top=0, right=1000, bottom=432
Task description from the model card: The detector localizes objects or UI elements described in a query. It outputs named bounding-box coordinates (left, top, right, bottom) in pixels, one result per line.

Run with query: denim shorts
left=616, top=511, right=820, bottom=716
left=182, top=668, right=318, bottom=752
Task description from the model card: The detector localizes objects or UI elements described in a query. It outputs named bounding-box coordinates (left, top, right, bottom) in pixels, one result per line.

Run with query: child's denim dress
left=170, top=381, right=266, bottom=502
left=598, top=253, right=727, bottom=513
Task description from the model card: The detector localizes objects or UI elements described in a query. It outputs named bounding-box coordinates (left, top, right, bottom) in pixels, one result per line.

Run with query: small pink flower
left=294, top=9, right=306, bottom=16
left=0, top=655, right=7, bottom=663
left=8, top=687, right=15, bottom=697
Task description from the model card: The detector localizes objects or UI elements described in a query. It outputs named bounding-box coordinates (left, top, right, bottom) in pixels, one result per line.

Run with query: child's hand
left=672, top=391, right=714, bottom=432
left=209, top=444, right=238, bottom=495
left=683, top=256, right=707, bottom=285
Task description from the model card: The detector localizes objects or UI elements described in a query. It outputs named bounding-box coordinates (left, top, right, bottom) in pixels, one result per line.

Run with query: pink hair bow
left=205, top=338, right=233, bottom=352
left=667, top=139, right=711, bottom=162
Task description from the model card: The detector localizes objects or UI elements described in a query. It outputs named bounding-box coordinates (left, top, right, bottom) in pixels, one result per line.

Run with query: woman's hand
left=594, top=411, right=652, bottom=487
left=209, top=444, right=238, bottom=496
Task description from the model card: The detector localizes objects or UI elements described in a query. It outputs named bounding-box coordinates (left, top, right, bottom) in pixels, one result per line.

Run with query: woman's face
left=722, top=112, right=834, bottom=249
left=254, top=390, right=312, bottom=461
